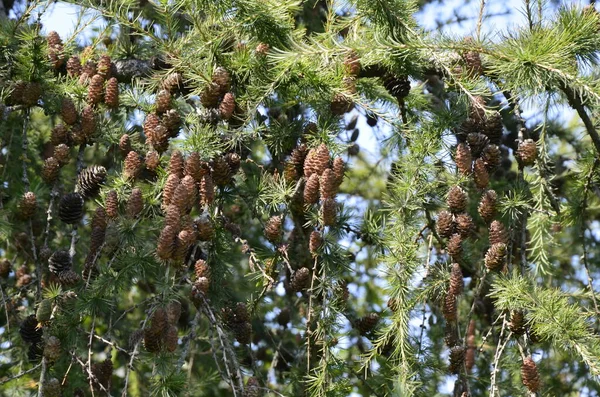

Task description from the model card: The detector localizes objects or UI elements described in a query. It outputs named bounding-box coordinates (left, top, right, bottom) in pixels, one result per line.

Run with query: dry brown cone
left=155, top=89, right=171, bottom=114
left=173, top=183, right=191, bottom=214
left=449, top=263, right=464, bottom=296
left=105, top=190, right=119, bottom=219
left=304, top=144, right=330, bottom=178
left=143, top=113, right=161, bottom=139
left=449, top=345, right=466, bottom=374
left=517, top=139, right=537, bottom=166
left=143, top=324, right=163, bottom=353
left=18, top=192, right=37, bottom=219
left=509, top=310, right=526, bottom=335
left=456, top=143, right=472, bottom=175
left=96, top=54, right=112, bottom=78
left=199, top=174, right=215, bottom=206
left=344, top=50, right=361, bottom=76
left=194, top=259, right=210, bottom=280
left=455, top=213, right=474, bottom=238
left=320, top=169, right=338, bottom=199
left=21, top=82, right=42, bottom=107
left=192, top=276, right=210, bottom=297
left=332, top=157, right=345, bottom=186
left=283, top=162, right=298, bottom=182
left=330, top=93, right=354, bottom=115
left=126, top=188, right=144, bottom=218
left=356, top=313, right=380, bottom=335
left=184, top=152, right=203, bottom=181
left=53, top=144, right=70, bottom=166
left=291, top=267, right=310, bottom=292
left=289, top=144, right=309, bottom=175
left=442, top=292, right=457, bottom=322
left=478, top=190, right=497, bottom=223
left=467, top=132, right=489, bottom=158
left=489, top=220, right=508, bottom=245
left=181, top=175, right=197, bottom=211
left=89, top=225, right=106, bottom=254
left=162, top=72, right=182, bottom=93
left=219, top=92, right=236, bottom=120
left=105, top=77, right=119, bottom=109
left=78, top=72, right=91, bottom=86
left=169, top=150, right=185, bottom=178
left=309, top=230, right=322, bottom=255
left=164, top=325, right=178, bottom=352
left=521, top=357, right=541, bottom=393
left=196, top=217, right=214, bottom=241
left=437, top=210, right=455, bottom=238
left=70, top=124, right=87, bottom=146
left=51, top=124, right=69, bottom=146
left=124, top=151, right=142, bottom=179
left=447, top=186, right=468, bottom=214
left=157, top=225, right=177, bottom=260
left=0, top=259, right=11, bottom=278
left=87, top=74, right=105, bottom=105
left=80, top=105, right=96, bottom=138
left=264, top=215, right=283, bottom=243
left=304, top=173, right=320, bottom=205
left=447, top=233, right=463, bottom=259
left=162, top=174, right=179, bottom=209
left=484, top=243, right=507, bottom=271
left=118, top=135, right=132, bottom=157
left=61, top=97, right=78, bottom=125
left=212, top=67, right=231, bottom=93
left=200, top=83, right=221, bottom=108
left=473, top=158, right=489, bottom=189
left=66, top=55, right=82, bottom=77
left=173, top=229, right=194, bottom=264
left=164, top=204, right=180, bottom=230
left=91, top=358, right=113, bottom=391
left=256, top=42, right=269, bottom=56
left=225, top=152, right=241, bottom=175
left=321, top=198, right=336, bottom=226
left=481, top=144, right=501, bottom=172
left=91, top=207, right=107, bottom=231
left=444, top=323, right=458, bottom=347
left=145, top=150, right=160, bottom=171
left=483, top=111, right=503, bottom=145
left=166, top=301, right=182, bottom=325
left=210, top=157, right=230, bottom=187
left=42, top=157, right=60, bottom=184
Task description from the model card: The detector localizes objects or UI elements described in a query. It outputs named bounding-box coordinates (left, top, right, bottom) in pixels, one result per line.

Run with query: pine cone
left=145, top=150, right=160, bottom=171
left=118, top=135, right=131, bottom=157
left=449, top=263, right=464, bottom=296
left=126, top=188, right=144, bottom=218
left=184, top=152, right=203, bottom=181
left=219, top=92, right=236, bottom=120
left=521, top=357, right=541, bottom=392
left=193, top=277, right=210, bottom=296
left=212, top=156, right=232, bottom=186
left=51, top=124, right=69, bottom=146
left=291, top=267, right=310, bottom=292
left=444, top=323, right=458, bottom=347
left=200, top=174, right=215, bottom=206
left=181, top=175, right=197, bottom=210
left=447, top=186, right=468, bottom=214
left=265, top=215, right=283, bottom=243
left=155, top=89, right=172, bottom=113
left=509, top=310, right=526, bottom=335
left=321, top=198, right=336, bottom=226
left=91, top=358, right=113, bottom=391
left=489, top=220, right=508, bottom=245
left=43, top=378, right=61, bottom=397
left=163, top=109, right=181, bottom=136
left=36, top=299, right=52, bottom=323
left=483, top=111, right=503, bottom=144
left=473, top=158, right=489, bottom=189
left=484, top=243, right=507, bottom=271
left=332, top=157, right=345, bottom=185
left=164, top=325, right=178, bottom=352
left=467, top=133, right=489, bottom=158
left=105, top=190, right=119, bottom=218
left=201, top=83, right=221, bottom=108
left=481, top=144, right=501, bottom=171
left=437, top=210, right=455, bottom=238
left=80, top=105, right=96, bottom=138
left=463, top=48, right=483, bottom=76
left=447, top=233, right=463, bottom=259
left=59, top=269, right=80, bottom=286
left=48, top=250, right=72, bottom=274
left=0, top=259, right=11, bottom=278
left=61, top=97, right=78, bottom=125
left=77, top=165, right=106, bottom=198
left=289, top=144, right=308, bottom=175
left=87, top=74, right=105, bottom=105
left=143, top=325, right=163, bottom=353
left=455, top=143, right=472, bottom=175
left=157, top=225, right=177, bottom=260
left=356, top=313, right=380, bottom=335
left=124, top=151, right=142, bottom=179
left=165, top=301, right=182, bottom=325
left=53, top=144, right=70, bottom=166
left=58, top=193, right=84, bottom=224
left=91, top=206, right=107, bottom=233
left=320, top=169, right=338, bottom=199
left=304, top=173, right=320, bottom=205
left=143, top=113, right=160, bottom=139
left=44, top=336, right=61, bottom=361
left=105, top=77, right=119, bottom=109
left=173, top=183, right=191, bottom=213
left=517, top=139, right=537, bottom=166
left=309, top=230, right=322, bottom=255
left=383, top=74, right=410, bottom=99
left=70, top=124, right=87, bottom=145
left=67, top=55, right=82, bottom=77
left=304, top=144, right=330, bottom=178
left=256, top=42, right=269, bottom=56
left=164, top=204, right=180, bottom=230
left=212, top=67, right=231, bottom=93
left=455, top=213, right=474, bottom=238
left=344, top=50, right=361, bottom=76
left=196, top=216, right=214, bottom=241
left=162, top=72, right=182, bottom=93
left=22, top=82, right=42, bottom=107
left=162, top=174, right=180, bottom=208
left=233, top=321, right=252, bottom=344
left=442, top=293, right=457, bottom=322
left=330, top=93, right=354, bottom=115
left=478, top=190, right=497, bottom=223
left=20, top=315, right=42, bottom=344
left=194, top=259, right=210, bottom=280
left=18, top=192, right=37, bottom=219
left=449, top=346, right=466, bottom=374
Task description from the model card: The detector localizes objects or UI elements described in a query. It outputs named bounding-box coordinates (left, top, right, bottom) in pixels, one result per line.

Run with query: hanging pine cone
left=321, top=198, right=336, bottom=226
left=77, top=165, right=106, bottom=198
left=212, top=67, right=231, bottom=93
left=444, top=323, right=458, bottom=347
left=463, top=49, right=483, bottom=77
left=61, top=97, right=78, bottom=125
left=233, top=321, right=252, bottom=344
left=449, top=263, right=464, bottom=296
left=473, top=158, right=489, bottom=189
left=91, top=358, right=113, bottom=391
left=483, top=111, right=503, bottom=144
left=517, top=139, right=537, bottom=166
left=173, top=183, right=191, bottom=213
left=355, top=313, right=380, bottom=335
left=449, top=346, right=466, bottom=374
left=105, top=190, right=119, bottom=219
left=124, top=151, right=142, bottom=179
left=199, top=174, right=215, bottom=206
left=455, top=213, right=474, bottom=238
left=489, top=220, right=508, bottom=245
left=173, top=229, right=194, bottom=264
left=87, top=74, right=105, bottom=105
left=118, top=134, right=132, bottom=157
left=181, top=175, right=197, bottom=210
left=162, top=174, right=180, bottom=208
left=219, top=92, right=236, bottom=120
left=195, top=217, right=214, bottom=242
left=509, top=310, right=526, bottom=335
left=320, top=169, right=338, bottom=199
left=291, top=267, right=310, bottom=292
left=447, top=186, right=467, bottom=213
left=59, top=269, right=80, bottom=286
left=201, top=83, right=221, bottom=108
left=58, top=193, right=84, bottom=224
left=48, top=250, right=72, bottom=274
left=0, top=259, right=11, bottom=278
left=53, top=144, right=70, bottom=166
left=304, top=144, right=330, bottom=178
left=44, top=336, right=61, bottom=362
left=144, top=113, right=161, bottom=138
left=332, top=157, right=345, bottom=186
left=157, top=226, right=177, bottom=260
left=225, top=152, right=241, bottom=174
left=466, top=133, right=489, bottom=158
left=481, top=144, right=501, bottom=171
left=383, top=74, right=411, bottom=99
left=478, top=190, right=497, bottom=223
left=212, top=156, right=232, bottom=186
left=145, top=150, right=160, bottom=171
left=304, top=174, right=320, bottom=205
left=22, top=82, right=42, bottom=107
left=155, top=89, right=172, bottom=113
left=67, top=55, right=82, bottom=77
left=20, top=315, right=42, bottom=344
left=164, top=325, right=178, bottom=352
left=309, top=230, right=322, bottom=255
left=163, top=109, right=181, bottom=136
left=18, top=192, right=37, bottom=219
left=521, top=357, right=541, bottom=392
left=264, top=215, right=283, bottom=243
left=184, top=152, right=203, bottom=181
left=330, top=93, right=354, bottom=115
left=162, top=72, right=182, bottom=93
left=437, top=210, right=455, bottom=238
left=164, top=205, right=180, bottom=231
left=289, top=144, right=308, bottom=175
left=344, top=50, right=361, bottom=76
left=50, top=124, right=69, bottom=146
left=80, top=105, right=96, bottom=138
left=126, top=188, right=143, bottom=218
left=456, top=143, right=472, bottom=175
left=442, top=293, right=457, bottom=322
left=105, top=77, right=119, bottom=109
left=447, top=233, right=463, bottom=259
left=484, top=243, right=507, bottom=271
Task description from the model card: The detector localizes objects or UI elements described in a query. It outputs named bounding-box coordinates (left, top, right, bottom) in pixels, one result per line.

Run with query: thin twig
left=490, top=317, right=510, bottom=397
left=306, top=255, right=319, bottom=372
left=476, top=0, right=486, bottom=39
left=561, top=84, right=600, bottom=158
left=0, top=362, right=42, bottom=385
left=37, top=357, right=47, bottom=397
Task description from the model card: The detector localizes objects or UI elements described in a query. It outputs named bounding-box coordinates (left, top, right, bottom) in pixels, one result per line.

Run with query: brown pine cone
left=91, top=207, right=107, bottom=231
left=61, top=97, right=78, bottom=125
left=478, top=190, right=497, bottom=223
left=20, top=314, right=42, bottom=344
left=88, top=225, right=105, bottom=255
left=59, top=269, right=80, bottom=286
left=22, top=82, right=42, bottom=107
left=509, top=310, right=526, bottom=335
left=96, top=54, right=112, bottom=78
left=463, top=49, right=483, bottom=76
left=481, top=144, right=501, bottom=171
left=332, top=157, right=345, bottom=185
left=484, top=243, right=507, bottom=271
left=330, top=93, right=354, bottom=115
left=105, top=190, right=119, bottom=218
left=164, top=204, right=180, bottom=230
left=321, top=198, right=336, bottom=226
left=201, top=83, right=221, bottom=108
left=66, top=55, right=82, bottom=77
left=194, top=259, right=210, bottom=280
left=58, top=193, right=84, bottom=224
left=104, top=77, right=119, bottom=109
left=192, top=277, right=210, bottom=297
left=517, top=139, right=537, bottom=166
left=489, top=220, right=508, bottom=245
left=181, top=175, right=197, bottom=210
left=117, top=135, right=131, bottom=157
left=436, top=210, right=455, bottom=238
left=233, top=321, right=252, bottom=344
left=155, top=89, right=172, bottom=113
left=143, top=325, right=163, bottom=353
left=447, top=233, right=463, bottom=259
left=264, top=215, right=283, bottom=243
left=355, top=313, right=380, bottom=335
left=53, top=144, right=70, bottom=166
left=473, top=158, right=489, bottom=189
left=184, top=152, right=203, bottom=181
left=123, top=151, right=142, bottom=180
left=0, top=259, right=11, bottom=278
left=77, top=165, right=107, bottom=198
left=166, top=301, right=182, bottom=325
left=521, top=356, right=541, bottom=392
left=291, top=267, right=310, bottom=292
left=212, top=67, right=231, bottom=93
left=168, top=150, right=184, bottom=177
left=444, top=323, right=458, bottom=347
left=145, top=150, right=160, bottom=171
left=224, top=152, right=241, bottom=175
left=255, top=42, right=269, bottom=56
left=87, top=74, right=105, bottom=105
left=449, top=345, right=466, bottom=374
left=309, top=230, right=322, bottom=255
left=80, top=105, right=96, bottom=138
left=126, top=188, right=144, bottom=218
left=467, top=132, right=489, bottom=158
left=383, top=74, right=410, bottom=99
left=483, top=111, right=503, bottom=144
left=51, top=124, right=69, bottom=146
left=219, top=92, right=236, bottom=120
left=304, top=144, right=330, bottom=178
left=449, top=263, right=464, bottom=296
left=455, top=143, right=472, bottom=175
left=212, top=156, right=232, bottom=186
left=320, top=169, right=338, bottom=199
left=344, top=50, right=361, bottom=76
left=162, top=72, right=182, bottom=93
left=196, top=216, right=214, bottom=241
left=199, top=174, right=215, bottom=206
left=162, top=174, right=180, bottom=208
left=173, top=183, right=191, bottom=213
left=455, top=213, right=474, bottom=238
left=447, top=186, right=467, bottom=214
left=70, top=124, right=87, bottom=145
left=18, top=192, right=37, bottom=219
left=304, top=173, right=320, bottom=205
left=173, top=229, right=194, bottom=263
left=289, top=144, right=308, bottom=175
left=143, top=113, right=161, bottom=139
left=164, top=325, right=178, bottom=352
left=442, top=293, right=457, bottom=322
left=157, top=225, right=177, bottom=260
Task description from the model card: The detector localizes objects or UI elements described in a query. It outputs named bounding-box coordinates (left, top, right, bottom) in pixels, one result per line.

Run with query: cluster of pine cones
left=143, top=302, right=181, bottom=353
